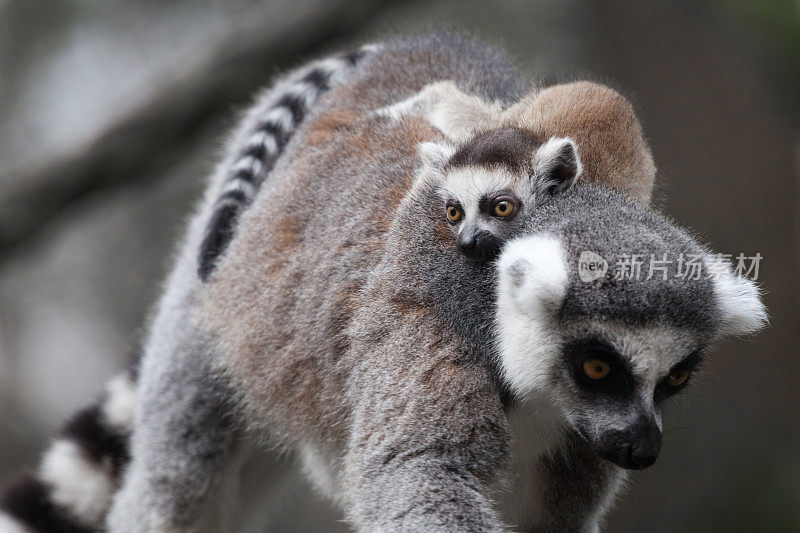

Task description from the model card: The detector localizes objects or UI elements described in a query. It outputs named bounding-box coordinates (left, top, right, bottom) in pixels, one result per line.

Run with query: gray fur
left=535, top=185, right=719, bottom=329
left=199, top=33, right=762, bottom=531
left=3, top=33, right=766, bottom=533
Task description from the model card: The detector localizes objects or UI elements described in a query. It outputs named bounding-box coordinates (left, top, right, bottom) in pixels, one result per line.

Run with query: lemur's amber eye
left=666, top=369, right=691, bottom=387
left=446, top=205, right=463, bottom=223
left=491, top=196, right=518, bottom=219
left=582, top=359, right=611, bottom=380
left=494, top=201, right=512, bottom=217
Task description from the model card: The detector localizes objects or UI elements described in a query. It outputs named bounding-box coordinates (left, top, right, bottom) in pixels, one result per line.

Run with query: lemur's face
left=552, top=322, right=703, bottom=469
left=418, top=128, right=582, bottom=262
left=495, top=231, right=766, bottom=471
left=439, top=166, right=531, bottom=261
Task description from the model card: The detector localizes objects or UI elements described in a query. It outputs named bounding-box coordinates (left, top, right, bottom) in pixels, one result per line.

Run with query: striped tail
left=0, top=44, right=381, bottom=532
left=0, top=368, right=137, bottom=532
left=197, top=45, right=378, bottom=281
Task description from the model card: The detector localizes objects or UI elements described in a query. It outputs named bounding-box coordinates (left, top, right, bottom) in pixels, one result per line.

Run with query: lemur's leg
left=377, top=80, right=502, bottom=140
left=345, top=327, right=510, bottom=532
left=504, top=434, right=626, bottom=533
left=106, top=297, right=239, bottom=533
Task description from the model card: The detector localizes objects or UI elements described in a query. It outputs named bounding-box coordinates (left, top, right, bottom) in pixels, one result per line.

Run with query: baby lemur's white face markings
left=495, top=234, right=767, bottom=470
left=440, top=166, right=528, bottom=259
left=419, top=131, right=582, bottom=261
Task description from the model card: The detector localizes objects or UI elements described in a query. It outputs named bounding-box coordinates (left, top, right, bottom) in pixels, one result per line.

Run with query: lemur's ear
left=497, top=234, right=569, bottom=319
left=533, top=137, right=582, bottom=195
left=705, top=255, right=768, bottom=337
left=423, top=81, right=500, bottom=141
left=418, top=141, right=456, bottom=173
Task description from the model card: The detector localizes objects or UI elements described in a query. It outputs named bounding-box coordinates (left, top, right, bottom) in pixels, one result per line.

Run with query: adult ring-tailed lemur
left=0, top=33, right=767, bottom=533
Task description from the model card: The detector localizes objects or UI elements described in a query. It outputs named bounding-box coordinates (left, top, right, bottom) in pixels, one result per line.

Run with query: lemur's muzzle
left=457, top=229, right=501, bottom=261
left=595, top=413, right=662, bottom=470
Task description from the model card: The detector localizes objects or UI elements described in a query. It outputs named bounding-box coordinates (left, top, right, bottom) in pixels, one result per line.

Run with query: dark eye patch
left=444, top=199, right=464, bottom=212
left=564, top=337, right=637, bottom=399
left=478, top=189, right=515, bottom=214
left=654, top=350, right=703, bottom=402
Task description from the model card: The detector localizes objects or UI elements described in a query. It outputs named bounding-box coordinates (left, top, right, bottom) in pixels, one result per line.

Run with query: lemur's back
left=204, top=33, right=524, bottom=445
left=329, top=33, right=525, bottom=111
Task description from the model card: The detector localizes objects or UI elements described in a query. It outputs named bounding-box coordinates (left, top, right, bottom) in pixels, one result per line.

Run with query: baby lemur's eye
left=666, top=369, right=691, bottom=387
left=491, top=196, right=519, bottom=219
left=446, top=205, right=463, bottom=224
left=582, top=358, right=611, bottom=380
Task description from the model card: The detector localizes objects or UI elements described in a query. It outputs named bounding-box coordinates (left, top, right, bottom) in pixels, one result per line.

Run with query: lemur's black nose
left=628, top=437, right=660, bottom=469
left=458, top=236, right=477, bottom=255
left=596, top=414, right=662, bottom=470
left=625, top=417, right=662, bottom=470
left=458, top=231, right=501, bottom=261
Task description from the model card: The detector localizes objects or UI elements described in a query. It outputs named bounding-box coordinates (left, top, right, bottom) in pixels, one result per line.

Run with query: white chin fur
left=495, top=234, right=569, bottom=397
left=706, top=255, right=768, bottom=337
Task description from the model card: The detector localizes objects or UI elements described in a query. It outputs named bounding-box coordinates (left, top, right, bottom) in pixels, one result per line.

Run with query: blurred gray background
left=1, top=0, right=798, bottom=531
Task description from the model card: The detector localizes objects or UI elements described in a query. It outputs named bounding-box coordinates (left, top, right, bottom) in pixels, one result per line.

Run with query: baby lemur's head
left=420, top=127, right=581, bottom=261
left=413, top=79, right=656, bottom=262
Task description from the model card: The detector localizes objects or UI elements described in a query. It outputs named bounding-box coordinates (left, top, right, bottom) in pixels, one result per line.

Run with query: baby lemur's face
left=419, top=127, right=582, bottom=261
left=440, top=165, right=531, bottom=261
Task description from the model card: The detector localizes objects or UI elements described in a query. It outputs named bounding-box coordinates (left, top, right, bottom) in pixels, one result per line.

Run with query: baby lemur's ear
left=533, top=137, right=582, bottom=195
left=422, top=81, right=501, bottom=142
left=418, top=141, right=456, bottom=179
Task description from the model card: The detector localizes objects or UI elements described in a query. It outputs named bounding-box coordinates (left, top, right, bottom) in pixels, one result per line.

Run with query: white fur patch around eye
left=437, top=166, right=525, bottom=214
left=495, top=234, right=569, bottom=396
left=705, top=255, right=768, bottom=337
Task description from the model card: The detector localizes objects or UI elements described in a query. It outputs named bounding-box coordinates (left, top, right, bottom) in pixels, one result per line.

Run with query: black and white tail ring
left=0, top=369, right=137, bottom=533
left=197, top=45, right=378, bottom=281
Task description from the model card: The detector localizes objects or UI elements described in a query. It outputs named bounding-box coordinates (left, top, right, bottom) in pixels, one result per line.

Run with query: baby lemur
left=386, top=80, right=656, bottom=260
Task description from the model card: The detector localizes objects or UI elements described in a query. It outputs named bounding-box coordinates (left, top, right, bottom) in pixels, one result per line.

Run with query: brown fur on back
left=499, top=82, right=656, bottom=202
